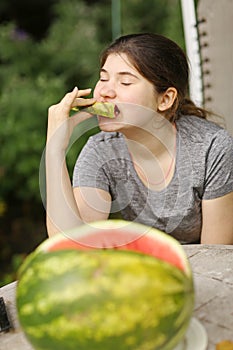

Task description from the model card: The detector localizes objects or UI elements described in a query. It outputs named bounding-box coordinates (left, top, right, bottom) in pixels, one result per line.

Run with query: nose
left=99, top=84, right=117, bottom=100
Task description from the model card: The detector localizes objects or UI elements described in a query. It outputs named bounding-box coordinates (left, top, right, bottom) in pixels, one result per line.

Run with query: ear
left=157, top=87, right=177, bottom=112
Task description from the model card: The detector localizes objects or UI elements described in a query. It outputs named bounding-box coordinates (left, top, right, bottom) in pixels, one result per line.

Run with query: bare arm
left=46, top=147, right=82, bottom=237
left=73, top=187, right=111, bottom=223
left=46, top=87, right=98, bottom=236
left=201, top=191, right=233, bottom=244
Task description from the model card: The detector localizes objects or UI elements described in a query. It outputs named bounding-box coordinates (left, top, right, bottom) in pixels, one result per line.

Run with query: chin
left=99, top=123, right=121, bottom=133
left=98, top=118, right=123, bottom=133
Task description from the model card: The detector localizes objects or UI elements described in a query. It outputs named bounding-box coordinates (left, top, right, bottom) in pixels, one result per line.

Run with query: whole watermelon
left=16, top=220, right=194, bottom=350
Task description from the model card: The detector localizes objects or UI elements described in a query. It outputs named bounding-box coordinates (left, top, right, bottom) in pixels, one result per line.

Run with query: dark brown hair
left=100, top=33, right=208, bottom=121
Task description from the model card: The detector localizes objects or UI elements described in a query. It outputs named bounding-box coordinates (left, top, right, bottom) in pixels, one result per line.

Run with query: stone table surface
left=0, top=244, right=233, bottom=350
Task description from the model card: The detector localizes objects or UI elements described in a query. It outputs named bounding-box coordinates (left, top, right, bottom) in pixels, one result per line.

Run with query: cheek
left=137, top=91, right=158, bottom=110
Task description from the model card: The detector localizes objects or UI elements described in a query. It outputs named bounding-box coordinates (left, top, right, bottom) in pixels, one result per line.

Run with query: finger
left=58, top=87, right=81, bottom=113
left=59, top=86, right=77, bottom=104
left=61, top=87, right=92, bottom=103
left=77, top=88, right=92, bottom=97
left=61, top=87, right=93, bottom=112
left=73, top=97, right=96, bottom=108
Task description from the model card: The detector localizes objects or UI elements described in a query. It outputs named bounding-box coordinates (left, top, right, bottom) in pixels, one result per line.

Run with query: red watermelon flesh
left=43, top=220, right=190, bottom=276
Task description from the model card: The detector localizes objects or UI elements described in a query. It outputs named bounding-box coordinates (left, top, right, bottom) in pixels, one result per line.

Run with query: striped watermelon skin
left=16, top=220, right=194, bottom=350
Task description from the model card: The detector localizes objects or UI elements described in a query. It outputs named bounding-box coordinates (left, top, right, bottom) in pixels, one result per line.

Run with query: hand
left=47, top=87, right=96, bottom=151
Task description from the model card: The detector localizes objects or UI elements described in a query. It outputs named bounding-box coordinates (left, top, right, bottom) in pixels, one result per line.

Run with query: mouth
left=95, top=102, right=120, bottom=119
left=114, top=104, right=120, bottom=117
left=98, top=103, right=120, bottom=120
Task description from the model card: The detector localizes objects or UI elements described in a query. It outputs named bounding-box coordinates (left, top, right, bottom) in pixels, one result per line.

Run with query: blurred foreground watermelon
left=16, top=220, right=194, bottom=350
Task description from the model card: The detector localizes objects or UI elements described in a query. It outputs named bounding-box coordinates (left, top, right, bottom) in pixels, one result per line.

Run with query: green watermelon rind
left=72, top=102, right=115, bottom=118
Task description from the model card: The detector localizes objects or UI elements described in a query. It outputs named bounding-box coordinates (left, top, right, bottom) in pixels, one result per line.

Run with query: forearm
left=46, top=146, right=83, bottom=237
left=45, top=87, right=96, bottom=237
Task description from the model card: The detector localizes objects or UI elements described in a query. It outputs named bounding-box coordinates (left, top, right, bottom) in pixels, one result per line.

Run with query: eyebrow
left=100, top=68, right=139, bottom=79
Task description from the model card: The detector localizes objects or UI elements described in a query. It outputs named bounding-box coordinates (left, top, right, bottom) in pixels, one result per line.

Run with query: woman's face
left=93, top=53, right=160, bottom=132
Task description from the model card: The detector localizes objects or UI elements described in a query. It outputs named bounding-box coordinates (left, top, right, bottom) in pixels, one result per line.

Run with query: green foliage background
left=0, top=0, right=184, bottom=286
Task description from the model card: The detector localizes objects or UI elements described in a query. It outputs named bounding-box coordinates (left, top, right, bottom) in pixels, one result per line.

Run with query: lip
left=98, top=115, right=113, bottom=123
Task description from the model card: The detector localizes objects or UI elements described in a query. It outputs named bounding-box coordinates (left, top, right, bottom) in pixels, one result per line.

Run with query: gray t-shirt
left=73, top=115, right=233, bottom=244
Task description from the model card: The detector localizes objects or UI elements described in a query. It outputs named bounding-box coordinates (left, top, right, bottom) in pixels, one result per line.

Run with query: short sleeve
left=72, top=137, right=110, bottom=192
left=203, top=129, right=233, bottom=199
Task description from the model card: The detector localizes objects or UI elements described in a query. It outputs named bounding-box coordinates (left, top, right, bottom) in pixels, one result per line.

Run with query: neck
left=123, top=121, right=176, bottom=160
left=124, top=122, right=177, bottom=190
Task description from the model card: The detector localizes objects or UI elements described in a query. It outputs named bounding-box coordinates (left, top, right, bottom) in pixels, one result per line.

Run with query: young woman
left=46, top=33, right=233, bottom=244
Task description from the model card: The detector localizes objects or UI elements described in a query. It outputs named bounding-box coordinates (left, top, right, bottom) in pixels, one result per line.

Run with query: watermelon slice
left=72, top=101, right=116, bottom=118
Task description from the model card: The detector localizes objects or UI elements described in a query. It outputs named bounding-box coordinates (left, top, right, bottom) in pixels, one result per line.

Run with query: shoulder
left=81, top=131, right=128, bottom=159
left=175, top=115, right=233, bottom=180
left=176, top=115, right=222, bottom=136
left=176, top=115, right=233, bottom=146
left=175, top=116, right=233, bottom=199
